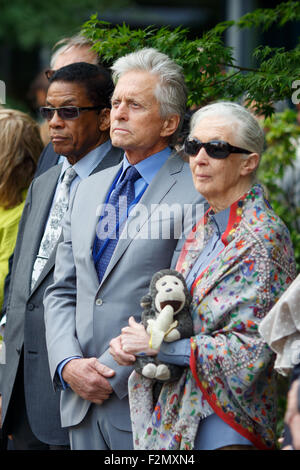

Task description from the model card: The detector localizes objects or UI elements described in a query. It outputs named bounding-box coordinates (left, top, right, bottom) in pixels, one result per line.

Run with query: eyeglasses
left=184, top=137, right=252, bottom=159
left=40, top=105, right=103, bottom=121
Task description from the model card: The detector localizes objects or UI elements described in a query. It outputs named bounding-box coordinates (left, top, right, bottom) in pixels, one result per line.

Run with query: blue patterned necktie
left=94, top=165, right=141, bottom=282
left=31, top=166, right=77, bottom=290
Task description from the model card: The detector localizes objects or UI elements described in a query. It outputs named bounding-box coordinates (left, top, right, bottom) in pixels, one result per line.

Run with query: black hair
left=49, top=62, right=114, bottom=108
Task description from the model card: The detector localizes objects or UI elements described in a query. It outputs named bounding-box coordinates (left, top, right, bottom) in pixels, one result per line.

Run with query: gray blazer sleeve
left=43, top=196, right=83, bottom=388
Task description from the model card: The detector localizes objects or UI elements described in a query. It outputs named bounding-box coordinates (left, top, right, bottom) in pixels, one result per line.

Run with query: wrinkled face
left=46, top=81, right=107, bottom=162
left=189, top=116, right=252, bottom=212
left=154, top=275, right=186, bottom=314
left=110, top=70, right=176, bottom=164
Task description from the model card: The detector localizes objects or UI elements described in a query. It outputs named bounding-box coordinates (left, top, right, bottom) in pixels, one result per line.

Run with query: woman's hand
left=109, top=316, right=159, bottom=366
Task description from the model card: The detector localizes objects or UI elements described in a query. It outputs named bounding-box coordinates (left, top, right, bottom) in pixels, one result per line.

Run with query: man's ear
left=160, top=114, right=180, bottom=138
left=98, top=108, right=111, bottom=132
left=240, top=153, right=260, bottom=177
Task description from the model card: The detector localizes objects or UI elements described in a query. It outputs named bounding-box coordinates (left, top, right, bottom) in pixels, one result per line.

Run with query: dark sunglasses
left=40, top=105, right=103, bottom=121
left=184, top=137, right=252, bottom=159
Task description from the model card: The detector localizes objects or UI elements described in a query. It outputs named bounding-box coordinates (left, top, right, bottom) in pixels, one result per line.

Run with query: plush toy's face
left=154, top=274, right=186, bottom=314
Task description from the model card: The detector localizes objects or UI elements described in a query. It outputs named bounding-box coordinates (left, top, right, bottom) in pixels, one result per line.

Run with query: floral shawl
left=128, top=185, right=296, bottom=450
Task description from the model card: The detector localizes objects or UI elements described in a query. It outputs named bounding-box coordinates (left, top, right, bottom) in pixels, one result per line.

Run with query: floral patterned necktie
left=31, top=166, right=77, bottom=291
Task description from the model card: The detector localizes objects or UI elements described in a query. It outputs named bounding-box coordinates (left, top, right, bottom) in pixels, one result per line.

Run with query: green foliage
left=0, top=0, right=131, bottom=49
left=235, top=0, right=300, bottom=30
left=82, top=16, right=237, bottom=108
left=82, top=1, right=300, bottom=116
left=259, top=109, right=300, bottom=271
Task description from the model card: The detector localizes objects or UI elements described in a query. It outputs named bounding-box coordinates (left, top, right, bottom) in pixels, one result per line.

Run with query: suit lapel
left=91, top=145, right=123, bottom=175
left=87, top=162, right=123, bottom=257
left=26, top=165, right=62, bottom=297
left=99, top=154, right=184, bottom=287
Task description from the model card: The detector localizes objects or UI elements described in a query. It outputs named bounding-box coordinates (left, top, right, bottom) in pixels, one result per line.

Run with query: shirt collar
left=121, top=146, right=172, bottom=185
left=209, top=207, right=230, bottom=235
left=59, top=139, right=112, bottom=181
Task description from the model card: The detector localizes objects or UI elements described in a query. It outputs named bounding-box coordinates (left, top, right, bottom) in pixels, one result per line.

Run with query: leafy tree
left=82, top=1, right=300, bottom=116
left=259, top=110, right=300, bottom=270
left=0, top=0, right=131, bottom=49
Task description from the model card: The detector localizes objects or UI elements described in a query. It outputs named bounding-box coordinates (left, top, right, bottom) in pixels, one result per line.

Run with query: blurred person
left=284, top=378, right=300, bottom=450
left=0, top=62, right=122, bottom=450
left=43, top=48, right=204, bottom=450
left=47, top=33, right=101, bottom=76
left=110, top=101, right=296, bottom=450
left=27, top=70, right=51, bottom=146
left=0, top=108, right=43, bottom=313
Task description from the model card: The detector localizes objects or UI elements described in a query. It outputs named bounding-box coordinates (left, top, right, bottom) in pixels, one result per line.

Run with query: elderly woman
left=110, top=101, right=296, bottom=450
left=0, top=108, right=43, bottom=311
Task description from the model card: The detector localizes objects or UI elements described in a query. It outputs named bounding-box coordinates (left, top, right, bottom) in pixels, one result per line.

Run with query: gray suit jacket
left=0, top=144, right=122, bottom=445
left=44, top=152, right=206, bottom=436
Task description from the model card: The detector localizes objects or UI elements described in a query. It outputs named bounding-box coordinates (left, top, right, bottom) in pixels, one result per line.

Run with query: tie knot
left=123, top=166, right=140, bottom=184
left=62, top=166, right=77, bottom=186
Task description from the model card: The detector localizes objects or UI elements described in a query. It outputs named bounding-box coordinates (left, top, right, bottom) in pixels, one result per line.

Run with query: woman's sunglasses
left=40, top=105, right=103, bottom=121
left=184, top=137, right=252, bottom=159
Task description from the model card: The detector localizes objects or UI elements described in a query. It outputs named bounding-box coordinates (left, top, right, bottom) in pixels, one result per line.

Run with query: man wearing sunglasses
left=0, top=62, right=122, bottom=450
left=35, top=33, right=103, bottom=177
left=0, top=35, right=105, bottom=329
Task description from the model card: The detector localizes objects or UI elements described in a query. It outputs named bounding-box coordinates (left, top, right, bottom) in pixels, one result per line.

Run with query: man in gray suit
left=0, top=62, right=122, bottom=450
left=44, top=48, right=205, bottom=450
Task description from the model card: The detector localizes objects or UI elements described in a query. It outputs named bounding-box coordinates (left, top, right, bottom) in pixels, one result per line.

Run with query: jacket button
left=27, top=303, right=34, bottom=311
left=95, top=298, right=103, bottom=306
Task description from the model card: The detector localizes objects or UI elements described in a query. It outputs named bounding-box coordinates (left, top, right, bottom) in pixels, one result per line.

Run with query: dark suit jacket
left=0, top=144, right=122, bottom=445
left=1, top=143, right=59, bottom=319
left=35, top=142, right=60, bottom=177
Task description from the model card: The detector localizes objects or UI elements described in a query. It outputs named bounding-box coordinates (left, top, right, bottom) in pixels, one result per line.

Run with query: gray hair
left=189, top=101, right=265, bottom=179
left=190, top=101, right=265, bottom=155
left=50, top=34, right=98, bottom=68
left=111, top=48, right=187, bottom=145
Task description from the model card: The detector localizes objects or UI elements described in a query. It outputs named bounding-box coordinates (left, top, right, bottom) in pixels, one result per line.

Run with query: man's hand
left=109, top=316, right=158, bottom=365
left=62, top=358, right=115, bottom=405
left=284, top=379, right=300, bottom=450
left=109, top=335, right=136, bottom=366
